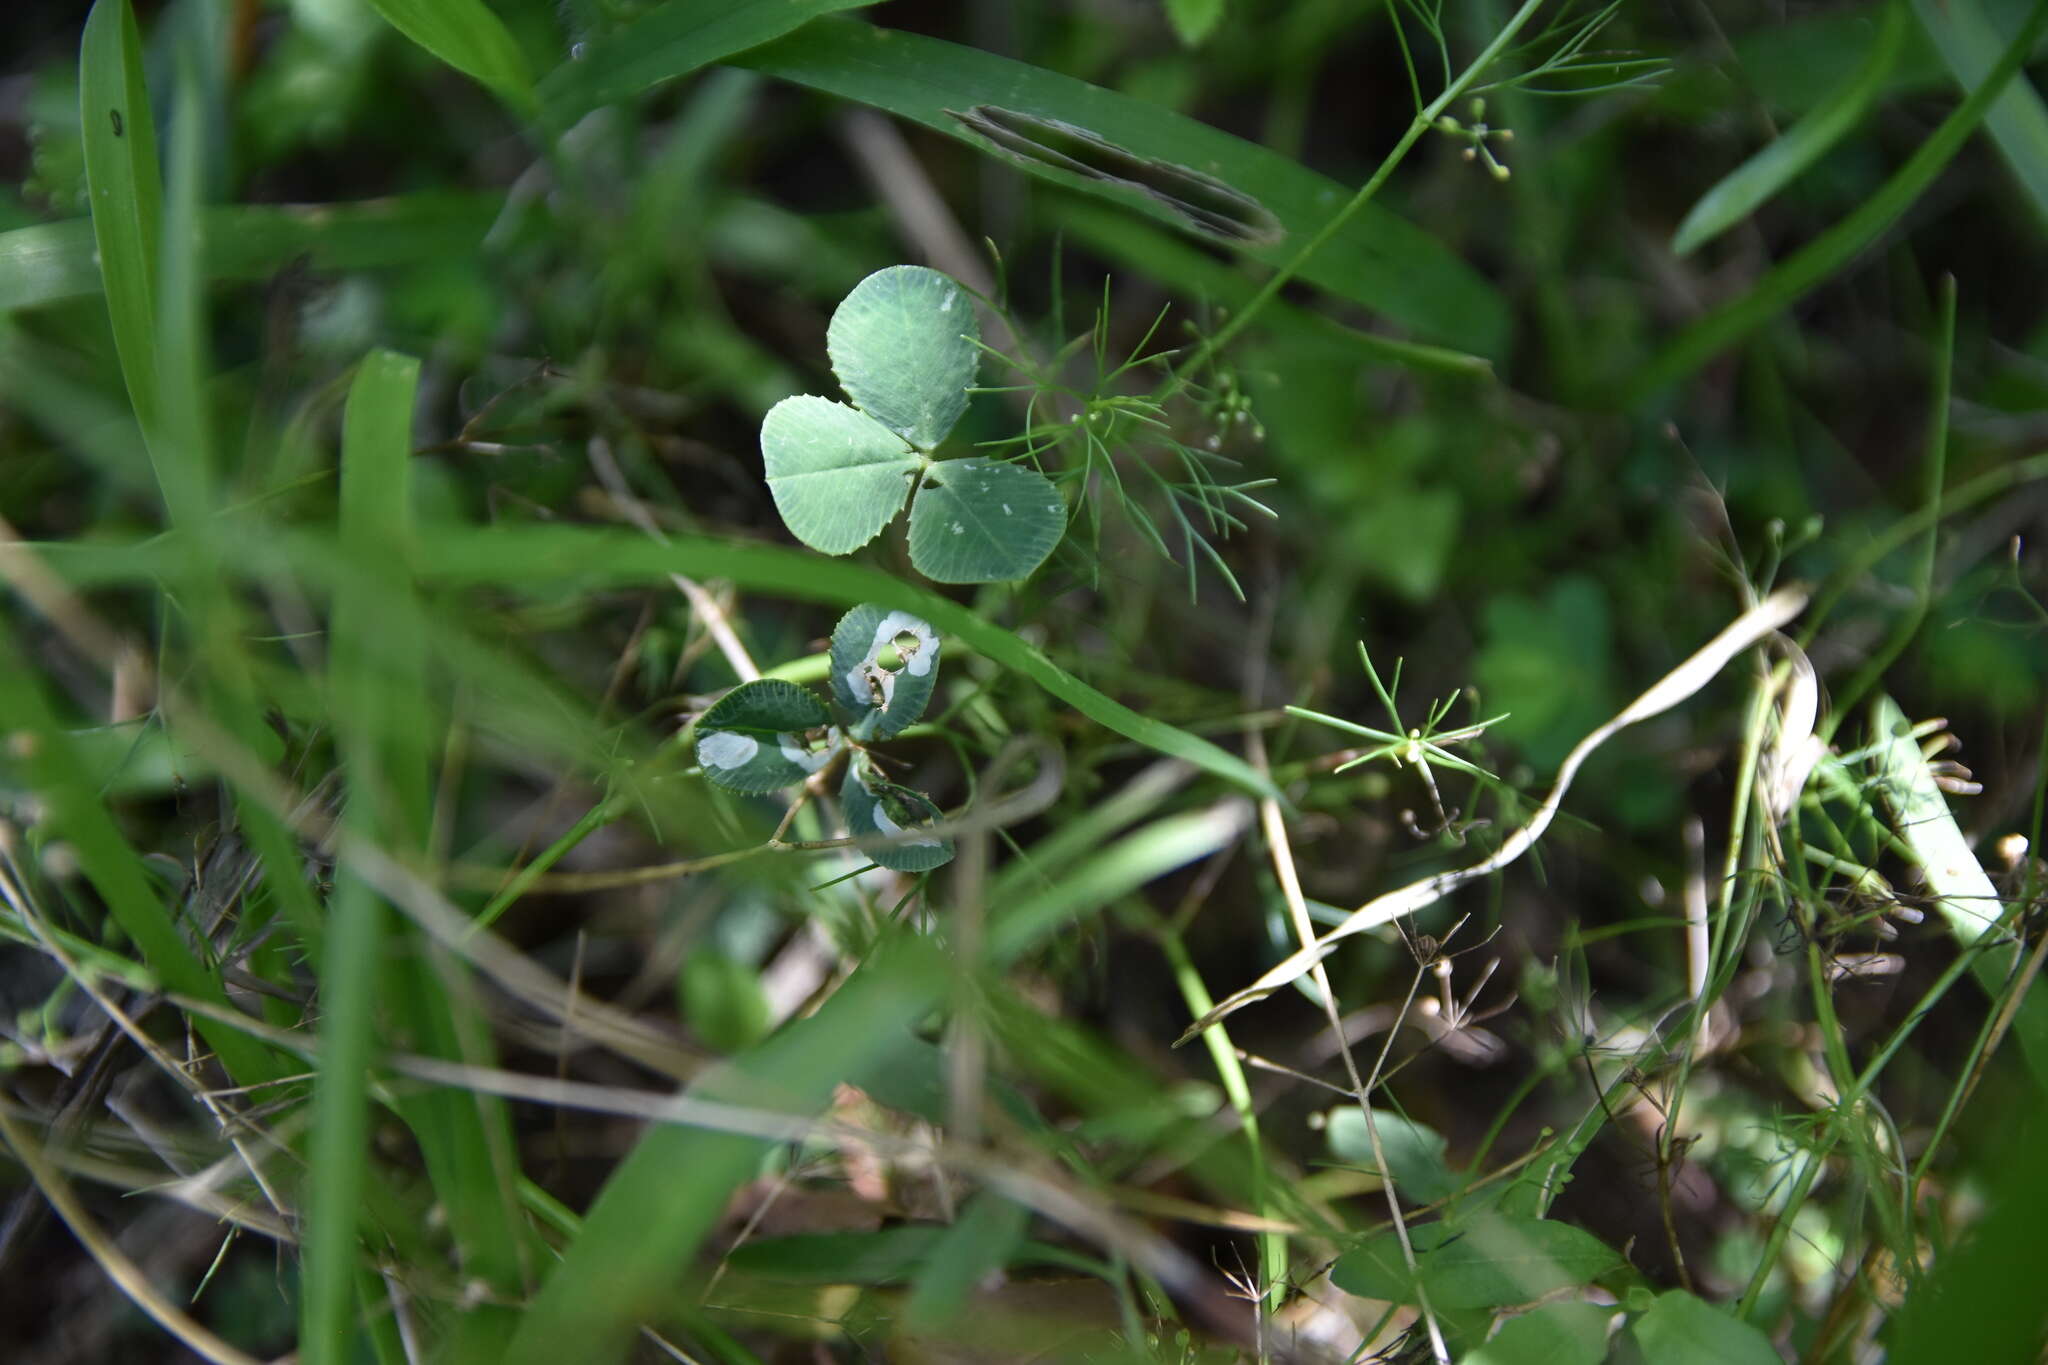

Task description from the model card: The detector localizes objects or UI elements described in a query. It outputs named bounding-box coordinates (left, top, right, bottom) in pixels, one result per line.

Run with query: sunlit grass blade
left=1912, top=0, right=2048, bottom=225
left=1628, top=0, right=2048, bottom=405
left=1671, top=3, right=1907, bottom=256
left=535, top=0, right=876, bottom=126
left=364, top=0, right=534, bottom=109
left=1870, top=694, right=2048, bottom=1077
left=735, top=18, right=1509, bottom=355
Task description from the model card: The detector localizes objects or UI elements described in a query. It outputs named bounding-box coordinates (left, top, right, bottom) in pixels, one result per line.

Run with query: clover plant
left=761, top=265, right=1065, bottom=583
left=692, top=602, right=953, bottom=872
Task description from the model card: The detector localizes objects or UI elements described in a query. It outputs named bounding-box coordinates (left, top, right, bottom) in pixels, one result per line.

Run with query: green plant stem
left=1179, top=0, right=1550, bottom=376
left=1157, top=928, right=1287, bottom=1314
left=471, top=793, right=629, bottom=932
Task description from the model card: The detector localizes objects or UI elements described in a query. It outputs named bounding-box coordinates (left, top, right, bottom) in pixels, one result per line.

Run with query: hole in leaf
left=876, top=630, right=922, bottom=672
left=945, top=104, right=1284, bottom=246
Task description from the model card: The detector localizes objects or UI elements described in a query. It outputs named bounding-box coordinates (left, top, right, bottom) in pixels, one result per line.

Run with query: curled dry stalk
left=1180, top=588, right=1808, bottom=1040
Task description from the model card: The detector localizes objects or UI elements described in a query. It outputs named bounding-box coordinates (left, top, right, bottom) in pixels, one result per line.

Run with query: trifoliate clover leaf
left=842, top=758, right=953, bottom=873
left=827, top=265, right=979, bottom=451
left=694, top=679, right=838, bottom=794
left=761, top=395, right=920, bottom=555
left=829, top=604, right=941, bottom=741
left=907, top=457, right=1065, bottom=583
left=762, top=265, right=1065, bottom=583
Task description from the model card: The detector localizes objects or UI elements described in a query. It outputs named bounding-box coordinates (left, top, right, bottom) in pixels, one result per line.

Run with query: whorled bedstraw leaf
left=842, top=758, right=953, bottom=873
left=827, top=265, right=979, bottom=452
left=762, top=395, right=920, bottom=555
left=907, top=457, right=1065, bottom=583
left=694, top=679, right=837, bottom=794
left=829, top=604, right=941, bottom=740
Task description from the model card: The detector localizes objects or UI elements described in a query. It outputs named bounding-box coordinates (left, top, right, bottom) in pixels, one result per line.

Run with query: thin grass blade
left=364, top=0, right=534, bottom=108
left=1672, top=3, right=1907, bottom=256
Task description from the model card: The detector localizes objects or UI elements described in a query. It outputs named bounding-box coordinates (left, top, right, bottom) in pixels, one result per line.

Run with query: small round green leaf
left=761, top=395, right=919, bottom=554
left=842, top=760, right=953, bottom=873
left=1332, top=1213, right=1623, bottom=1311
left=907, top=458, right=1065, bottom=583
left=1325, top=1107, right=1461, bottom=1203
left=678, top=950, right=771, bottom=1053
left=695, top=679, right=836, bottom=794
left=827, top=265, right=978, bottom=451
left=829, top=604, right=941, bottom=740
left=1465, top=1302, right=1615, bottom=1365
left=1624, top=1291, right=1781, bottom=1365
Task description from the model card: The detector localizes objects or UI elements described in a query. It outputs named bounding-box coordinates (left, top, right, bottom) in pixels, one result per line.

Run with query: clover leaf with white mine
left=761, top=265, right=1065, bottom=584
left=692, top=679, right=839, bottom=795
left=829, top=604, right=941, bottom=741
left=693, top=606, right=955, bottom=873
left=842, top=755, right=954, bottom=873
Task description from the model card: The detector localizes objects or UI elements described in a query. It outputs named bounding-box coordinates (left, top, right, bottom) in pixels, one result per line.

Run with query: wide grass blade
left=536, top=0, right=876, bottom=126
left=78, top=0, right=164, bottom=450
left=364, top=0, right=534, bottom=109
left=1912, top=0, right=2048, bottom=225
left=1672, top=3, right=1907, bottom=256
left=733, top=18, right=1509, bottom=354
left=0, top=194, right=501, bottom=314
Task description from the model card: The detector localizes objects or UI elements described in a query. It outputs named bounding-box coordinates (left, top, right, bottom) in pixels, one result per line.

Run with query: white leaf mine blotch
left=699, top=731, right=760, bottom=770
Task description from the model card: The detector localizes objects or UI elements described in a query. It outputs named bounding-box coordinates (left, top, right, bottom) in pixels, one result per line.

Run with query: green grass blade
left=78, top=0, right=164, bottom=449
left=1912, top=0, right=2048, bottom=225
left=0, top=195, right=501, bottom=313
left=1628, top=0, right=2048, bottom=405
left=302, top=350, right=425, bottom=1364
left=332, top=346, right=536, bottom=1352
left=363, top=0, right=534, bottom=109
left=986, top=803, right=1252, bottom=964
left=535, top=0, right=876, bottom=127
left=1671, top=3, right=1907, bottom=256
left=405, top=524, right=1283, bottom=800
left=734, top=18, right=1508, bottom=355
left=501, top=934, right=951, bottom=1365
